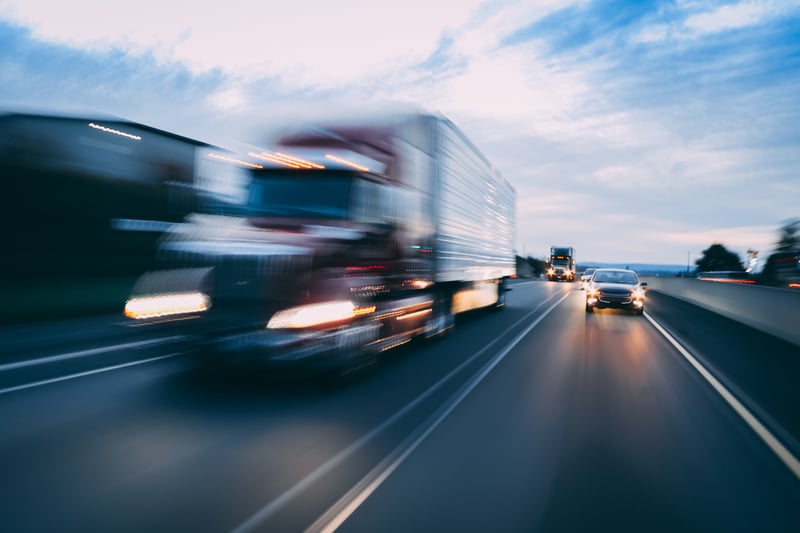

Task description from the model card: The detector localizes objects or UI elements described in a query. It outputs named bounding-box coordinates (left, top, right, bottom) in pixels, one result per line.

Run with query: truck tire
left=425, top=293, right=454, bottom=340
left=494, top=278, right=507, bottom=310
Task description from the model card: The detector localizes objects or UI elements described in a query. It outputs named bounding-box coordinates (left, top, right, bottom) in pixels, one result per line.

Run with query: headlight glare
left=124, top=292, right=210, bottom=319
left=267, top=300, right=374, bottom=329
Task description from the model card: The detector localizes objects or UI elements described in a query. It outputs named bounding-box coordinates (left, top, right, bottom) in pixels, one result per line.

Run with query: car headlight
left=266, top=300, right=375, bottom=329
left=124, top=292, right=210, bottom=319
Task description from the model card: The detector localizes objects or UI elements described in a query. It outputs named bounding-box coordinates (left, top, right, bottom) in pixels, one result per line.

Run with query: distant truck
left=124, top=111, right=516, bottom=373
left=546, top=246, right=576, bottom=282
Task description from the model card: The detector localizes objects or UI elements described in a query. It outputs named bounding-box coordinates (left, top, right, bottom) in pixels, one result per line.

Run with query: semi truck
left=0, top=110, right=205, bottom=322
left=124, top=111, right=516, bottom=373
left=546, top=246, right=576, bottom=281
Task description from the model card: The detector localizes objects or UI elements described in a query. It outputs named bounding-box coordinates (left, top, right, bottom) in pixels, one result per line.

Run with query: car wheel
left=585, top=302, right=593, bottom=313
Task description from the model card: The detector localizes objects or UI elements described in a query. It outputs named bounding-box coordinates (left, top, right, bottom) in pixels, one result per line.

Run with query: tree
left=758, top=219, right=800, bottom=285
left=515, top=255, right=547, bottom=278
left=775, top=218, right=800, bottom=252
left=695, top=243, right=744, bottom=272
left=527, top=256, right=547, bottom=277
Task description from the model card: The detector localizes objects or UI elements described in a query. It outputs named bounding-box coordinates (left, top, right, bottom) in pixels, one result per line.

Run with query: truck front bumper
left=202, top=321, right=382, bottom=371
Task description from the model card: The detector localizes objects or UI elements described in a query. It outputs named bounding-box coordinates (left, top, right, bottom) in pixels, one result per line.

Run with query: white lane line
left=508, top=280, right=539, bottom=286
left=0, top=336, right=187, bottom=372
left=305, top=291, right=571, bottom=533
left=0, top=353, right=184, bottom=395
left=645, top=312, right=800, bottom=480
left=230, top=291, right=570, bottom=533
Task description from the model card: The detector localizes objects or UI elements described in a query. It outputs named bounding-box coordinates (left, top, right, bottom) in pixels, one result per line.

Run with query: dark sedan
left=585, top=268, right=647, bottom=315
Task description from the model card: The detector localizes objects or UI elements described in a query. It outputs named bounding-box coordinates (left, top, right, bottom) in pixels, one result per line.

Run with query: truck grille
left=158, top=246, right=311, bottom=300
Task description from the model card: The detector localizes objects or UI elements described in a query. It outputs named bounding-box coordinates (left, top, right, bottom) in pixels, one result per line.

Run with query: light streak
left=88, top=122, right=141, bottom=140
left=325, top=154, right=369, bottom=172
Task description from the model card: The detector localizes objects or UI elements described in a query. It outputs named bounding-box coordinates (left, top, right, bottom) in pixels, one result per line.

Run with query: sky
left=1, top=0, right=798, bottom=266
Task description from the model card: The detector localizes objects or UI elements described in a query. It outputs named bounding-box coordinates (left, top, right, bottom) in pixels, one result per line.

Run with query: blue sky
left=1, top=0, right=798, bottom=265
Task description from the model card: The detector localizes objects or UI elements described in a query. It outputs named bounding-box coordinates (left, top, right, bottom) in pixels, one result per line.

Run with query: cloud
left=206, top=84, right=249, bottom=113
left=1, top=0, right=798, bottom=265
left=633, top=0, right=799, bottom=44
left=684, top=1, right=782, bottom=34
left=656, top=224, right=779, bottom=257
left=428, top=44, right=591, bottom=128
left=0, top=0, right=485, bottom=87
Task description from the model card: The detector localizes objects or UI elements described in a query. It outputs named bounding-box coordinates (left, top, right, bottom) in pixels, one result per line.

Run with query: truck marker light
left=124, top=292, right=210, bottom=319
left=250, top=152, right=301, bottom=168
left=207, top=152, right=263, bottom=169
left=353, top=305, right=377, bottom=316
left=88, top=122, right=141, bottom=141
left=250, top=151, right=325, bottom=169
left=275, top=152, right=325, bottom=169
left=345, top=265, right=387, bottom=271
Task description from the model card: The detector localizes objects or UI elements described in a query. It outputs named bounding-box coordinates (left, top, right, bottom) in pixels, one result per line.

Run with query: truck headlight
left=266, top=301, right=375, bottom=329
left=124, top=292, right=210, bottom=319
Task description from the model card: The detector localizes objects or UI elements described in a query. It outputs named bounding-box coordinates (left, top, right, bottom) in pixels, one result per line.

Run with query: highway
left=1, top=280, right=798, bottom=532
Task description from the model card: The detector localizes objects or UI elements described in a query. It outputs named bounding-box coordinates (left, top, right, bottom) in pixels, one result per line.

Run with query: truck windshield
left=196, top=169, right=369, bottom=220
left=244, top=170, right=355, bottom=219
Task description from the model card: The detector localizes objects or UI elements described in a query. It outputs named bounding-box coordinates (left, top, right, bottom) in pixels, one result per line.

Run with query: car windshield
left=593, top=271, right=638, bottom=284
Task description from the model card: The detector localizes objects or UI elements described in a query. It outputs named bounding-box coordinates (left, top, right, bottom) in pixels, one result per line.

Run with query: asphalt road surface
left=1, top=280, right=798, bottom=532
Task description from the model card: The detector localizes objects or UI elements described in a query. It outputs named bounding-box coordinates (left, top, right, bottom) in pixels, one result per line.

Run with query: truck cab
left=547, top=246, right=576, bottom=282
left=124, top=148, right=440, bottom=372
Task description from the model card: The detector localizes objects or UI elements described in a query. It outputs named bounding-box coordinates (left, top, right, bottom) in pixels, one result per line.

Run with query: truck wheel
left=425, top=295, right=454, bottom=340
left=494, top=279, right=507, bottom=310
